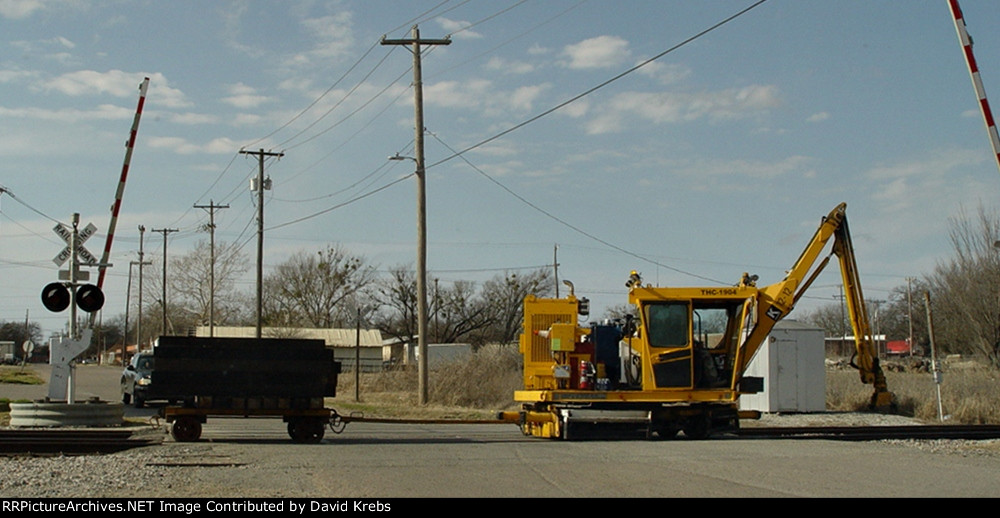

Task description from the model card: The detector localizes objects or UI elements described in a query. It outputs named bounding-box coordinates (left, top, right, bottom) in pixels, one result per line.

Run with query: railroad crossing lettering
left=52, top=222, right=98, bottom=266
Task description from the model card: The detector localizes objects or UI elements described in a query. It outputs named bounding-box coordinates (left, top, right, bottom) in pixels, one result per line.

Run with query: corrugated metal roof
left=194, top=326, right=384, bottom=348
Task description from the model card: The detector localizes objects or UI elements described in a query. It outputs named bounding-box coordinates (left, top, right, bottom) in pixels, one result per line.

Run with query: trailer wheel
left=288, top=418, right=325, bottom=444
left=170, top=416, right=202, bottom=442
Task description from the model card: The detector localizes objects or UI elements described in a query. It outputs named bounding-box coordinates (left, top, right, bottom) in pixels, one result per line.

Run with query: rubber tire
left=170, top=417, right=202, bottom=442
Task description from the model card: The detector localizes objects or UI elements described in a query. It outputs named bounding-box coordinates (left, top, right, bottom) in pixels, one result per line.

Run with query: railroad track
left=737, top=424, right=1000, bottom=441
left=0, top=428, right=163, bottom=455
left=2, top=423, right=998, bottom=454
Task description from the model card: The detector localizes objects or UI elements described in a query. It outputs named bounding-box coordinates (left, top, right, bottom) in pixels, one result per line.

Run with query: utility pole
left=553, top=244, right=560, bottom=298
left=152, top=227, right=178, bottom=336
left=136, top=225, right=150, bottom=351
left=124, top=261, right=135, bottom=362
left=382, top=25, right=450, bottom=406
left=240, top=148, right=282, bottom=339
left=834, top=289, right=847, bottom=355
left=195, top=201, right=228, bottom=337
left=906, top=277, right=914, bottom=357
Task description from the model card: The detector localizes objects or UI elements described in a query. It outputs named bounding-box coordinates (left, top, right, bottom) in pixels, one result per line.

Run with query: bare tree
left=139, top=240, right=250, bottom=334
left=925, top=204, right=1000, bottom=367
left=263, top=245, right=376, bottom=328
left=432, top=280, right=493, bottom=345
left=602, top=303, right=638, bottom=322
left=375, top=265, right=418, bottom=345
left=479, top=269, right=553, bottom=344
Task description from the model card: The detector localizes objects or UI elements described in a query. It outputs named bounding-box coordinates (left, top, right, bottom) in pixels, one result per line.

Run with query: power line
left=427, top=0, right=770, bottom=170
left=428, top=131, right=726, bottom=285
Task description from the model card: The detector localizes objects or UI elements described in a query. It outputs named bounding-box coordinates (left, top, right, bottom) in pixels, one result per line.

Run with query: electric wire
left=265, top=172, right=415, bottom=232
left=428, top=131, right=726, bottom=285
left=275, top=43, right=393, bottom=150
left=431, top=0, right=587, bottom=79
left=444, top=0, right=529, bottom=39
left=426, top=0, right=770, bottom=170
left=282, top=58, right=409, bottom=151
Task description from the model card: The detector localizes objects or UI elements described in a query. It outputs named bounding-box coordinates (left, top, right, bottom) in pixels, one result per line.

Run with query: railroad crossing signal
left=41, top=282, right=71, bottom=312
left=44, top=218, right=105, bottom=313
left=41, top=281, right=104, bottom=313
left=75, top=284, right=105, bottom=312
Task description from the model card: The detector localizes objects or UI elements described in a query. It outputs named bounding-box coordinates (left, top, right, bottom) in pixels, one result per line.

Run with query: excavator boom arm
left=736, top=203, right=894, bottom=410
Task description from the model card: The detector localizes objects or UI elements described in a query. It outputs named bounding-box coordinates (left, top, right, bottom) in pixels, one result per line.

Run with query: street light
left=389, top=152, right=429, bottom=405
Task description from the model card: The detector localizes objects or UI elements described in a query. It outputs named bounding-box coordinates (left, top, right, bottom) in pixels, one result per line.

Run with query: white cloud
left=636, top=61, right=692, bottom=85
left=222, top=82, right=271, bottom=109
left=527, top=44, right=548, bottom=56
left=0, top=69, right=39, bottom=83
left=0, top=0, right=84, bottom=19
left=665, top=155, right=815, bottom=180
left=585, top=84, right=781, bottom=134
left=0, top=103, right=132, bottom=122
left=300, top=13, right=354, bottom=62
left=40, top=70, right=191, bottom=108
left=807, top=112, right=830, bottom=123
left=0, top=0, right=46, bottom=19
left=166, top=112, right=217, bottom=125
left=485, top=57, right=535, bottom=75
left=559, top=99, right=589, bottom=118
left=507, top=84, right=549, bottom=112
left=436, top=17, right=482, bottom=39
left=147, top=136, right=240, bottom=155
left=562, top=35, right=630, bottom=69
left=424, top=79, right=492, bottom=109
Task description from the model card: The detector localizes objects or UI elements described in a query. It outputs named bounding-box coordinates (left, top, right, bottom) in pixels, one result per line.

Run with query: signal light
left=578, top=297, right=590, bottom=316
left=75, top=284, right=105, bottom=313
left=41, top=282, right=71, bottom=312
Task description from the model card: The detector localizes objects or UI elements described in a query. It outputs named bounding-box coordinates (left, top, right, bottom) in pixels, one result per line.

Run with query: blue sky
left=2, top=0, right=1000, bottom=339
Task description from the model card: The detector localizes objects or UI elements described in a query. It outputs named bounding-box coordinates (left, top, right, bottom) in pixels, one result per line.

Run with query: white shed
left=739, top=320, right=826, bottom=413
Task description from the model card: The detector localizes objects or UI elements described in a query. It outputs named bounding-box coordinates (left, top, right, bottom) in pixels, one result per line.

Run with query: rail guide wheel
left=170, top=416, right=203, bottom=442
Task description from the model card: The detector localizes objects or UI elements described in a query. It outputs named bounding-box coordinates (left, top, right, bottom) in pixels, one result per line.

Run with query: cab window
left=646, top=303, right=689, bottom=348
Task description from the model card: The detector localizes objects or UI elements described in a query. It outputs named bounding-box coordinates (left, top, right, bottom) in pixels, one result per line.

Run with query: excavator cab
left=630, top=298, right=742, bottom=390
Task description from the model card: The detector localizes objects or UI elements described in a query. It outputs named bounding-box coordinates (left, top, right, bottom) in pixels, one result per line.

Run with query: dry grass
left=0, top=366, right=44, bottom=385
left=330, top=344, right=521, bottom=420
left=333, top=349, right=1000, bottom=425
left=827, top=357, right=1000, bottom=424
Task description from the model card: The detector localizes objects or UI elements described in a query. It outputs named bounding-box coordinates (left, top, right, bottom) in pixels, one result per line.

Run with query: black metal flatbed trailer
left=163, top=400, right=334, bottom=443
left=150, top=335, right=343, bottom=444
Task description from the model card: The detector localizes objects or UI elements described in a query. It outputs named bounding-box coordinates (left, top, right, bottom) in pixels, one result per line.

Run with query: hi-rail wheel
left=170, top=416, right=203, bottom=442
left=681, top=415, right=710, bottom=440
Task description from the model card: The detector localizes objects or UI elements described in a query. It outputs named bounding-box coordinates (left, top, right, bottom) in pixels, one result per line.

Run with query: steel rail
left=737, top=424, right=1000, bottom=441
left=0, top=429, right=162, bottom=455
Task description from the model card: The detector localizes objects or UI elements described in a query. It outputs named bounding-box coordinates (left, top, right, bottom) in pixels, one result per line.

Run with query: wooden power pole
left=240, top=148, right=283, bottom=339
left=195, top=201, right=229, bottom=337
left=381, top=25, right=451, bottom=406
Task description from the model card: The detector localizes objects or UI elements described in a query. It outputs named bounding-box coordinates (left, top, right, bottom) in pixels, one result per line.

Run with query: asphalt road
left=4, top=363, right=1000, bottom=498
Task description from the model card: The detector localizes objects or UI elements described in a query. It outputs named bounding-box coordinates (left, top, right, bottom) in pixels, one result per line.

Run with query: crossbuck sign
left=52, top=221, right=98, bottom=267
